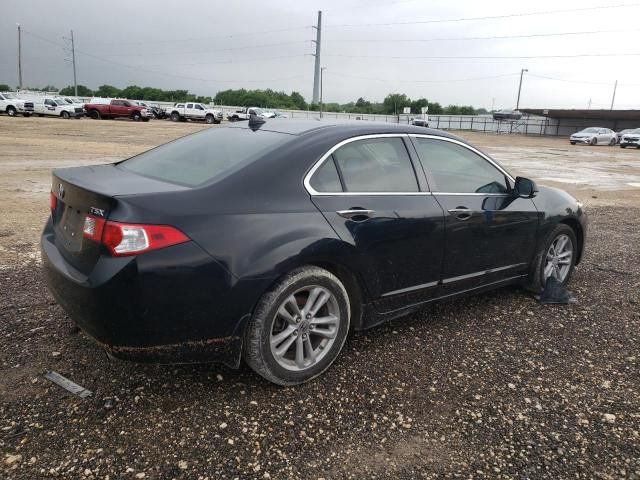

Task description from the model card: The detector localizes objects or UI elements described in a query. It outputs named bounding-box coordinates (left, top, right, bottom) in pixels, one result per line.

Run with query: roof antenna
left=249, top=112, right=266, bottom=130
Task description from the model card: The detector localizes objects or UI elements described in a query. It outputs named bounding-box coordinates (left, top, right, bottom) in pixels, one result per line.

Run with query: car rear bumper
left=41, top=219, right=249, bottom=367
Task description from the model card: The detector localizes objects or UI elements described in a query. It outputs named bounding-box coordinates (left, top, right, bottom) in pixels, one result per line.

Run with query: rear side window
left=309, top=157, right=342, bottom=192
left=119, top=127, right=291, bottom=187
left=332, top=137, right=418, bottom=192
left=413, top=138, right=508, bottom=194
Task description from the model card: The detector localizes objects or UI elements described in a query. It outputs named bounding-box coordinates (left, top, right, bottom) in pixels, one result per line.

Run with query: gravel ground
left=1, top=117, right=639, bottom=479
left=1, top=205, right=638, bottom=479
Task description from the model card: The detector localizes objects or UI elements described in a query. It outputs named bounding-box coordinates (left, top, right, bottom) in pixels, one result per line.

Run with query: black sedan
left=42, top=120, right=587, bottom=385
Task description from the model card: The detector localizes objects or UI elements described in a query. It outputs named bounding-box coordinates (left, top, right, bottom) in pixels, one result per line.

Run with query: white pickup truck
left=0, top=92, right=34, bottom=117
left=168, top=102, right=222, bottom=124
left=227, top=107, right=274, bottom=122
left=29, top=96, right=84, bottom=119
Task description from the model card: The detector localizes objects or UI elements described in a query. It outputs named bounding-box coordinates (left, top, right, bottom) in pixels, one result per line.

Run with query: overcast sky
left=1, top=0, right=639, bottom=109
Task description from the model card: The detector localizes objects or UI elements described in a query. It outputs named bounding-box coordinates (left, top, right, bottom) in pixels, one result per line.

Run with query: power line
left=20, top=29, right=309, bottom=84
left=324, top=52, right=640, bottom=60
left=326, top=71, right=520, bottom=83
left=325, top=3, right=640, bottom=27
left=80, top=26, right=312, bottom=46
left=97, top=40, right=312, bottom=58
left=330, top=27, right=640, bottom=43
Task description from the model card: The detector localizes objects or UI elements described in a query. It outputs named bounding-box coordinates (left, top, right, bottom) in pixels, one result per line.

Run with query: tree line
left=1, top=83, right=487, bottom=115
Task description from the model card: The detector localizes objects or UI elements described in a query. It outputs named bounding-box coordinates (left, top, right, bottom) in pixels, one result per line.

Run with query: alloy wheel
left=544, top=234, right=573, bottom=283
left=269, top=286, right=340, bottom=371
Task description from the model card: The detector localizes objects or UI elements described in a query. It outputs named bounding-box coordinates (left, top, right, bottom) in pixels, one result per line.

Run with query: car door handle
left=448, top=207, right=472, bottom=220
left=336, top=208, right=375, bottom=220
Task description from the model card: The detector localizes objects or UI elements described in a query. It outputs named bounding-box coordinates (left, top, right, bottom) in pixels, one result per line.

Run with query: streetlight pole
left=319, top=67, right=326, bottom=119
left=515, top=68, right=528, bottom=110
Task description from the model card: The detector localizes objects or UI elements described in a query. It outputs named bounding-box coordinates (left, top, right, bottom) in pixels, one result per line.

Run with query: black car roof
left=227, top=118, right=461, bottom=141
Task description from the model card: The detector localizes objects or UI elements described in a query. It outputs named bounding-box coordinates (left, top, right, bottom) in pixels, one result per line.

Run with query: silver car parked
left=569, top=127, right=616, bottom=146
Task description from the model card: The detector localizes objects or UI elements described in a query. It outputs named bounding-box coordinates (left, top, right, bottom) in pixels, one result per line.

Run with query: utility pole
left=17, top=24, right=23, bottom=90
left=312, top=11, right=322, bottom=105
left=71, top=30, right=78, bottom=96
left=319, top=67, right=326, bottom=118
left=610, top=80, right=617, bottom=110
left=515, top=68, right=528, bottom=110
left=588, top=98, right=592, bottom=110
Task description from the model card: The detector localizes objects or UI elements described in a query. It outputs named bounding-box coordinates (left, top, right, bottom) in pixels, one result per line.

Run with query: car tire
left=90, top=110, right=101, bottom=120
left=590, top=138, right=597, bottom=146
left=609, top=138, right=616, bottom=146
left=243, top=266, right=351, bottom=386
left=170, top=112, right=180, bottom=122
left=230, top=116, right=238, bottom=122
left=6, top=106, right=16, bottom=117
left=23, top=113, right=32, bottom=117
left=214, top=120, right=221, bottom=124
left=524, top=224, right=577, bottom=293
left=205, top=114, right=214, bottom=124
left=621, top=145, right=626, bottom=149
left=570, top=142, right=576, bottom=145
left=61, top=111, right=70, bottom=119
left=132, top=112, right=142, bottom=121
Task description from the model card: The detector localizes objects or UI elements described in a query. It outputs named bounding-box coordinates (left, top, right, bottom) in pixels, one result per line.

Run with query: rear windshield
left=118, top=127, right=291, bottom=187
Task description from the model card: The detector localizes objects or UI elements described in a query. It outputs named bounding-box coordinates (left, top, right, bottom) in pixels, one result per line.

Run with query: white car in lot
left=168, top=102, right=222, bottom=124
left=569, top=127, right=616, bottom=146
left=30, top=97, right=84, bottom=119
left=0, top=92, right=34, bottom=117
left=619, top=128, right=640, bottom=149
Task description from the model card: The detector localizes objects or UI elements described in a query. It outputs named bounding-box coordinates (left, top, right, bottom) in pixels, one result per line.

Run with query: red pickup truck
left=84, top=99, right=151, bottom=121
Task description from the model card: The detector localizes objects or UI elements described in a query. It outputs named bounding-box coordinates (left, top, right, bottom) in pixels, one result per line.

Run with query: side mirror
left=513, top=176, right=538, bottom=198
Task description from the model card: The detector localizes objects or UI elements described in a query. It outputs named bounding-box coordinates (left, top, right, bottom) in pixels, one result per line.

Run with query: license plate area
left=58, top=203, right=85, bottom=252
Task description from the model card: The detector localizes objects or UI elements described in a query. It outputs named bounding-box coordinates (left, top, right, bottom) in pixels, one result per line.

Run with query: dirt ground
left=1, top=116, right=639, bottom=479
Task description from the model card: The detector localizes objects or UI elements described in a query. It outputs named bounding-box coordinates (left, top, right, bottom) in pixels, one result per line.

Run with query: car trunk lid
left=50, top=164, right=189, bottom=274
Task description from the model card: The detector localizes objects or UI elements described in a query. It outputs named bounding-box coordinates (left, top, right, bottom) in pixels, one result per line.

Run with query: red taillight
left=83, top=215, right=189, bottom=256
left=50, top=192, right=57, bottom=212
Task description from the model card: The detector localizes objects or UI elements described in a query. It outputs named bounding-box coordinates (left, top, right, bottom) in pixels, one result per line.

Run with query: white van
left=30, top=97, right=84, bottom=119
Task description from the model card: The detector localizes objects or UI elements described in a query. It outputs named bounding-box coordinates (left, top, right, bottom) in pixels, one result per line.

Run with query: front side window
left=195, top=104, right=204, bottom=110
left=413, top=138, right=509, bottom=194
left=331, top=137, right=418, bottom=192
left=187, top=103, right=194, bottom=109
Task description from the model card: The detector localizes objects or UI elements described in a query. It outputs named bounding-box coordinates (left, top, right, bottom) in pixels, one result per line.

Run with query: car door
left=193, top=104, right=205, bottom=119
left=44, top=98, right=57, bottom=115
left=110, top=100, right=125, bottom=116
left=185, top=103, right=196, bottom=118
left=410, top=135, right=539, bottom=293
left=307, top=134, right=445, bottom=312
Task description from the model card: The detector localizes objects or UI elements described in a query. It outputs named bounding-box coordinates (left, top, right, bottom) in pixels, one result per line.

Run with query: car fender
left=531, top=185, right=587, bottom=263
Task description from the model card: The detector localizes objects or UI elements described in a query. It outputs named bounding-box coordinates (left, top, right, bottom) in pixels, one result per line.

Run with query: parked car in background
left=411, top=117, right=429, bottom=127
left=272, top=111, right=289, bottom=119
left=569, top=127, right=616, bottom=146
left=167, top=102, right=222, bottom=124
left=492, top=109, right=523, bottom=121
left=615, top=128, right=637, bottom=144
left=619, top=128, right=640, bottom=148
left=30, top=97, right=84, bottom=119
left=0, top=92, right=34, bottom=117
left=58, top=96, right=85, bottom=106
left=136, top=101, right=166, bottom=119
left=84, top=98, right=151, bottom=121
left=227, top=107, right=268, bottom=121
left=42, top=120, right=587, bottom=386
